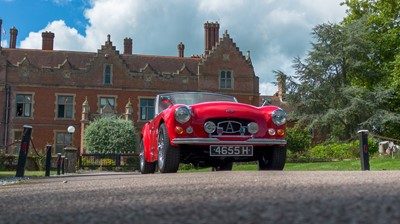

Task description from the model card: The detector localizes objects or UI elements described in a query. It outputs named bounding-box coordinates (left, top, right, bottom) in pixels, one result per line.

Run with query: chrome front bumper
left=172, top=138, right=287, bottom=145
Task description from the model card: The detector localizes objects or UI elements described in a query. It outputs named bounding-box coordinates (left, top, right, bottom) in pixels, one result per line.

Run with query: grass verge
left=181, top=157, right=400, bottom=172
left=1, top=157, right=399, bottom=178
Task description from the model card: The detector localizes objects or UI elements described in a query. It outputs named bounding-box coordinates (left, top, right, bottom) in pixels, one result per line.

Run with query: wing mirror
left=159, top=95, right=173, bottom=111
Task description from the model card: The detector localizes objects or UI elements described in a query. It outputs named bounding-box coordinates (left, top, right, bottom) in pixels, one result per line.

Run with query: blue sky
left=0, top=0, right=347, bottom=95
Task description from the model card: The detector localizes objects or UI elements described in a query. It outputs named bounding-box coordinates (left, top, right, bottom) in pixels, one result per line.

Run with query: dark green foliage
left=84, top=117, right=137, bottom=154
left=0, top=149, right=6, bottom=171
left=286, top=5, right=400, bottom=141
left=286, top=125, right=311, bottom=153
left=126, top=156, right=140, bottom=170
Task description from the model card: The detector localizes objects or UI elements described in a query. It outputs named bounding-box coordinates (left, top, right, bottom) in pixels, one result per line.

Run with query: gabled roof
left=3, top=48, right=96, bottom=69
left=122, top=54, right=200, bottom=74
left=1, top=48, right=201, bottom=75
left=202, top=30, right=253, bottom=68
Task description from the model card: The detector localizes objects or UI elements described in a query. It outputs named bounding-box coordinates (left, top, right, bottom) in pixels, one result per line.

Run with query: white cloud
left=52, top=0, right=72, bottom=5
left=260, top=82, right=277, bottom=96
left=1, top=39, right=8, bottom=48
left=20, top=20, right=86, bottom=51
left=83, top=0, right=145, bottom=51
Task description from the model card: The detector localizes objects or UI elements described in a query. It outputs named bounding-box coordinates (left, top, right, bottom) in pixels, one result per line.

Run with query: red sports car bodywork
left=140, top=92, right=287, bottom=174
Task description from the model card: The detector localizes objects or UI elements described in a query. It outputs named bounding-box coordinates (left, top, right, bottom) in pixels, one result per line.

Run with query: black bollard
left=61, top=156, right=65, bottom=174
left=116, top=154, right=121, bottom=167
left=56, top=153, right=61, bottom=175
left=16, top=125, right=33, bottom=177
left=65, top=158, right=69, bottom=174
left=45, top=144, right=52, bottom=177
left=358, top=130, right=370, bottom=171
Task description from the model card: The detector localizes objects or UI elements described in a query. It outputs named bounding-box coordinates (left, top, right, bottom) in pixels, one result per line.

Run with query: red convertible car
left=139, top=92, right=287, bottom=174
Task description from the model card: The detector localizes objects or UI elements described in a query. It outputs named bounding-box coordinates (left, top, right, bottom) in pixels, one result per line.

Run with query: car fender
left=158, top=107, right=179, bottom=147
left=141, top=123, right=154, bottom=162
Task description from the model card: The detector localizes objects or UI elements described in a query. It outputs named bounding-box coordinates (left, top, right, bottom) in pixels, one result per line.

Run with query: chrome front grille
left=207, top=118, right=252, bottom=136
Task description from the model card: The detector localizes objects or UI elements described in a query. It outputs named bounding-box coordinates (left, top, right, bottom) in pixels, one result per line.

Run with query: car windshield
left=157, top=92, right=237, bottom=113
left=166, top=92, right=236, bottom=105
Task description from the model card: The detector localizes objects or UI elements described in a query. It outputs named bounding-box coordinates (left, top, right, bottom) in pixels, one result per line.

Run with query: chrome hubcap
left=158, top=130, right=165, bottom=169
left=139, top=143, right=144, bottom=169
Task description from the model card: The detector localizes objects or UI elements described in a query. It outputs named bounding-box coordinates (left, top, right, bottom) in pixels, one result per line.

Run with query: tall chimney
left=124, top=37, right=132, bottom=55
left=204, top=21, right=219, bottom=54
left=178, top=42, right=185, bottom=58
left=41, top=31, right=55, bottom=50
left=9, top=26, right=18, bottom=49
left=277, top=74, right=286, bottom=101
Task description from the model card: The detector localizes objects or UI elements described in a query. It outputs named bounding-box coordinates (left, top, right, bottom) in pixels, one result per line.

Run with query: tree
left=342, top=0, right=400, bottom=138
left=84, top=117, right=138, bottom=154
left=342, top=0, right=400, bottom=89
left=286, top=17, right=400, bottom=141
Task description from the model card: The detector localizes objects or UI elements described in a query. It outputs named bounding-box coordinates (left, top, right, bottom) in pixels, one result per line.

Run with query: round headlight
left=268, top=128, right=276, bottom=136
left=272, top=109, right=287, bottom=126
left=175, top=106, right=191, bottom=124
left=204, top=121, right=216, bottom=134
left=247, top=122, right=259, bottom=134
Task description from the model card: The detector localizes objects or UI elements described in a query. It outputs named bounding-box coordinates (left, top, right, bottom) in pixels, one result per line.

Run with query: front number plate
left=210, top=145, right=253, bottom=156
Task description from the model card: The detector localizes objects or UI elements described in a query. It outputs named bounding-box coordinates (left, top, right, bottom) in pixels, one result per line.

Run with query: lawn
left=1, top=158, right=399, bottom=178
left=183, top=157, right=400, bottom=172
left=234, top=158, right=400, bottom=171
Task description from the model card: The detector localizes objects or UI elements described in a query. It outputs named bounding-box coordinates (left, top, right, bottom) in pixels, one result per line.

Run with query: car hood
left=189, top=101, right=277, bottom=120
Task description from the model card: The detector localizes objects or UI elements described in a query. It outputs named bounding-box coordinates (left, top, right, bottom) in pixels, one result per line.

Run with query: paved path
left=1, top=171, right=400, bottom=224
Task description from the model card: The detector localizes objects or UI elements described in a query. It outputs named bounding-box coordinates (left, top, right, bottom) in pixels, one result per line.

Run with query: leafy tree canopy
left=286, top=0, right=400, bottom=141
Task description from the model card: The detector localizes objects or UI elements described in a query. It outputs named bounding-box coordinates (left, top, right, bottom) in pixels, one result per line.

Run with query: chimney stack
left=178, top=42, right=185, bottom=58
left=9, top=26, right=18, bottom=49
left=41, top=31, right=55, bottom=50
left=204, top=21, right=220, bottom=54
left=277, top=75, right=286, bottom=101
left=124, top=37, right=132, bottom=55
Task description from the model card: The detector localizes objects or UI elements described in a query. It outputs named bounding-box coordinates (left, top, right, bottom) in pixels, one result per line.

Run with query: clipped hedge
left=84, top=117, right=137, bottom=154
left=308, top=138, right=379, bottom=160
left=309, top=142, right=358, bottom=160
left=287, top=136, right=379, bottom=161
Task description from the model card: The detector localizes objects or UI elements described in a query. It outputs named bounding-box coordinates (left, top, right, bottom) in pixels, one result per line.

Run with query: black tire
left=139, top=139, right=156, bottom=174
left=158, top=123, right=180, bottom=173
left=258, top=146, right=287, bottom=170
left=212, top=161, right=233, bottom=171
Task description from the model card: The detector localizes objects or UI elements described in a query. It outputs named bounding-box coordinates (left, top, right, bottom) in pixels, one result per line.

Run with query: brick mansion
left=0, top=19, right=262, bottom=155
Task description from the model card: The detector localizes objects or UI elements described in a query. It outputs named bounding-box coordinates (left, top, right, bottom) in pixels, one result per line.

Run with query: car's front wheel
left=258, top=146, right=287, bottom=170
left=139, top=139, right=156, bottom=174
left=158, top=123, right=180, bottom=173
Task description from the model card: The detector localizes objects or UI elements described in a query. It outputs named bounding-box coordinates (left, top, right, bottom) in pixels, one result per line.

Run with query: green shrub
left=179, top=163, right=195, bottom=170
left=367, top=137, right=379, bottom=155
left=80, top=157, right=95, bottom=166
left=84, top=117, right=138, bottom=154
left=286, top=125, right=311, bottom=153
left=0, top=149, right=6, bottom=171
left=289, top=136, right=379, bottom=161
left=126, top=156, right=140, bottom=170
left=100, top=158, right=115, bottom=166
left=309, top=141, right=359, bottom=160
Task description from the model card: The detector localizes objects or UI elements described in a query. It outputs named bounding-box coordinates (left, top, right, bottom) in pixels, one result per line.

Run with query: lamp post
left=65, top=125, right=77, bottom=173
left=67, top=125, right=75, bottom=146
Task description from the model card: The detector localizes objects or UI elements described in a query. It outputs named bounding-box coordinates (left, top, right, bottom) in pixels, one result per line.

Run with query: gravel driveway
left=0, top=171, right=399, bottom=224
